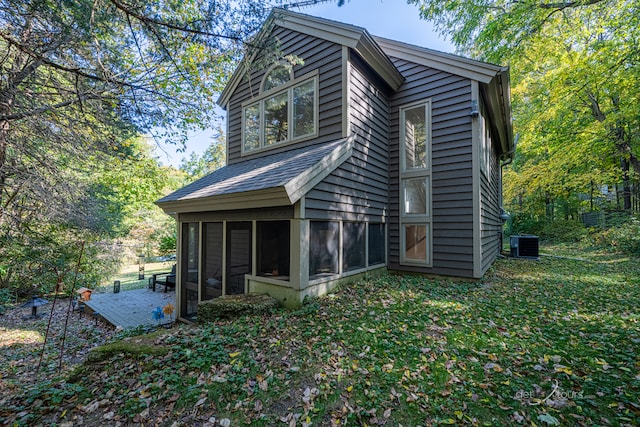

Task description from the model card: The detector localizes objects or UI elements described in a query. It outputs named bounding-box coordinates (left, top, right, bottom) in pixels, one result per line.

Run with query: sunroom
left=156, top=137, right=387, bottom=320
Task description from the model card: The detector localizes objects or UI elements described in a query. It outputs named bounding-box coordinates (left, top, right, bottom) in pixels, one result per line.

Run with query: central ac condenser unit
left=510, top=235, right=539, bottom=259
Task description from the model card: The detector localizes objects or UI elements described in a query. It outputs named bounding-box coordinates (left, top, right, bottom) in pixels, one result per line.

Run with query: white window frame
left=399, top=100, right=432, bottom=267
left=241, top=70, right=318, bottom=155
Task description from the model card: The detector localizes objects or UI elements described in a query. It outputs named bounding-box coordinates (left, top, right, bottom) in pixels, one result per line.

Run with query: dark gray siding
left=226, top=26, right=344, bottom=164
left=305, top=52, right=390, bottom=222
left=480, top=122, right=503, bottom=274
left=387, top=58, right=475, bottom=277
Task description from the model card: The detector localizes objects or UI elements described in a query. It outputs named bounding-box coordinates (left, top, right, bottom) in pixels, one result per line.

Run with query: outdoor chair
left=151, top=265, right=176, bottom=292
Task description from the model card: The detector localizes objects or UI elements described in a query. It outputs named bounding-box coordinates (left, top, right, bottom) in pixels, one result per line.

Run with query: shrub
left=589, top=216, right=640, bottom=255
left=198, top=293, right=279, bottom=322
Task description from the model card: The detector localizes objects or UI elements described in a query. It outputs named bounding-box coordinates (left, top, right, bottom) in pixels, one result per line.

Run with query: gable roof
left=217, top=8, right=513, bottom=158
left=217, top=8, right=404, bottom=108
left=374, top=37, right=513, bottom=158
left=156, top=137, right=353, bottom=214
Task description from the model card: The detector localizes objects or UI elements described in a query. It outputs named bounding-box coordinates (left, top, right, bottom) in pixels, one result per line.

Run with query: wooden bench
left=151, top=265, right=176, bottom=292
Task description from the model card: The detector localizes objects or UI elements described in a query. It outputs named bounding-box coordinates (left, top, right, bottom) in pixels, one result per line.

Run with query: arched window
left=243, top=68, right=318, bottom=154
left=262, top=65, right=292, bottom=92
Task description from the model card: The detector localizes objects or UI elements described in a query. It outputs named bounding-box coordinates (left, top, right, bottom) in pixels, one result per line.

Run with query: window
left=342, top=222, right=365, bottom=272
left=399, top=101, right=432, bottom=266
left=403, top=177, right=429, bottom=215
left=368, top=223, right=386, bottom=265
left=257, top=221, right=290, bottom=279
left=480, top=113, right=492, bottom=178
left=309, top=221, right=339, bottom=279
left=265, top=92, right=288, bottom=145
left=293, top=80, right=315, bottom=138
left=404, top=224, right=428, bottom=262
left=403, top=105, right=428, bottom=170
left=242, top=72, right=317, bottom=154
left=262, top=65, right=291, bottom=92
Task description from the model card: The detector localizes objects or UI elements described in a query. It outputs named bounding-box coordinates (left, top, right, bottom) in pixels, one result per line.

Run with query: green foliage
left=506, top=214, right=587, bottom=243
left=7, top=247, right=639, bottom=426
left=410, top=0, right=640, bottom=221
left=179, top=126, right=227, bottom=180
left=589, top=216, right=640, bottom=255
left=158, top=233, right=177, bottom=255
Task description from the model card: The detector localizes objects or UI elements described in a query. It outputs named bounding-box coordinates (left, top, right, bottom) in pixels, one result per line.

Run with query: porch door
left=226, top=222, right=252, bottom=295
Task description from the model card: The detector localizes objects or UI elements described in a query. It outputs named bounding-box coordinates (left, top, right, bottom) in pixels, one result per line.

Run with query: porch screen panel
left=309, top=221, right=339, bottom=279
left=368, top=223, right=386, bottom=266
left=202, top=222, right=223, bottom=301
left=180, top=222, right=199, bottom=320
left=342, top=222, right=365, bottom=272
left=257, top=221, right=290, bottom=279
left=226, top=222, right=252, bottom=295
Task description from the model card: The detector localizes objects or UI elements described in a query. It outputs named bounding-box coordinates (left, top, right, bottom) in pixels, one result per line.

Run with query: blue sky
left=154, top=0, right=452, bottom=167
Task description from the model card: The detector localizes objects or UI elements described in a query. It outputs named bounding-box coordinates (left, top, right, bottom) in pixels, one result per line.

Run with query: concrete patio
left=84, top=288, right=176, bottom=329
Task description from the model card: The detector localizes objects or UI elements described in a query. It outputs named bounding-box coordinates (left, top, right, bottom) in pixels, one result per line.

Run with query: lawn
left=2, top=245, right=639, bottom=426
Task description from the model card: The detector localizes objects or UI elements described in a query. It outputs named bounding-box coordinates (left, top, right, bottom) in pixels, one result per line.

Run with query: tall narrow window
left=403, top=105, right=428, bottom=170
left=244, top=103, right=260, bottom=152
left=400, top=101, right=432, bottom=266
left=264, top=92, right=288, bottom=145
left=293, top=79, right=315, bottom=138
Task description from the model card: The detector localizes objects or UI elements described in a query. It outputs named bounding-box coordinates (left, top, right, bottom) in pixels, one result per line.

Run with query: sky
left=153, top=0, right=453, bottom=168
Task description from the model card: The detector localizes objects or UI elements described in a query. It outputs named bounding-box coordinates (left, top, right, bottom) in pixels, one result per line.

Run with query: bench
left=150, top=265, right=176, bottom=293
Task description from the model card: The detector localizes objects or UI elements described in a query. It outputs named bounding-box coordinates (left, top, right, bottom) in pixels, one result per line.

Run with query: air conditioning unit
left=510, top=235, right=539, bottom=259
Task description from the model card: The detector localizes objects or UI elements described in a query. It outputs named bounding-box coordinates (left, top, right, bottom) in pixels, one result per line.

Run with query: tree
left=0, top=0, right=339, bottom=293
left=409, top=0, right=640, bottom=216
left=179, top=126, right=227, bottom=180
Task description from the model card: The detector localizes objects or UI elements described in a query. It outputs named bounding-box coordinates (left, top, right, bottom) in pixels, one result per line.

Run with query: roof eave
left=483, top=66, right=514, bottom=158
left=156, top=187, right=292, bottom=214
left=374, top=36, right=501, bottom=84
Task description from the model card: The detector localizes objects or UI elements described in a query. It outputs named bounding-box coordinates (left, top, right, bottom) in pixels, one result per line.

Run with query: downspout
left=499, top=134, right=518, bottom=255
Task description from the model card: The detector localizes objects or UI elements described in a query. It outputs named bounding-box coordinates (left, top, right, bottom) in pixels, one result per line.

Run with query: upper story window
left=262, top=65, right=292, bottom=92
left=242, top=68, right=318, bottom=154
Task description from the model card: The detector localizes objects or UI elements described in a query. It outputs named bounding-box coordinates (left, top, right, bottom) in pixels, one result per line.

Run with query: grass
left=96, top=261, right=175, bottom=292
left=2, top=244, right=639, bottom=426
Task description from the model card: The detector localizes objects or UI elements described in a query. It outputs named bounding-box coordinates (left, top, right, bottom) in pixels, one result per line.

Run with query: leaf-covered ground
left=2, top=245, right=639, bottom=426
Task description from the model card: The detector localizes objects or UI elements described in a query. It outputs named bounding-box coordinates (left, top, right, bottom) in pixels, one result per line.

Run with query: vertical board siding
left=226, top=26, right=344, bottom=164
left=305, top=53, right=390, bottom=222
left=387, top=57, right=475, bottom=278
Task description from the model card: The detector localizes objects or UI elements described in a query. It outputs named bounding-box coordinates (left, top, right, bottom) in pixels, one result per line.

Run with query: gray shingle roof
left=157, top=138, right=350, bottom=205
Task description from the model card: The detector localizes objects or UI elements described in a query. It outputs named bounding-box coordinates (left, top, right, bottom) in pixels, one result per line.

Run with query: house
left=156, top=9, right=514, bottom=320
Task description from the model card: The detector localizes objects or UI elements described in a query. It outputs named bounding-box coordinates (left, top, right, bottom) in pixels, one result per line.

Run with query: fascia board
left=284, top=136, right=354, bottom=204
left=279, top=12, right=403, bottom=90
left=375, top=36, right=500, bottom=84
left=482, top=67, right=514, bottom=157
left=156, top=187, right=291, bottom=214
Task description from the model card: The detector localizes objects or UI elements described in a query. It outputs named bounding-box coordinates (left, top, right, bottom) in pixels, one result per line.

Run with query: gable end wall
left=226, top=26, right=344, bottom=164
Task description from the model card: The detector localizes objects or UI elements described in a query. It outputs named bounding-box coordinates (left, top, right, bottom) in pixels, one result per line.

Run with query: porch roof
left=156, top=137, right=353, bottom=214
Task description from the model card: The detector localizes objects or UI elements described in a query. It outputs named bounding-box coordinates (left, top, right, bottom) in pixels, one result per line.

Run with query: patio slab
left=84, top=288, right=175, bottom=329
